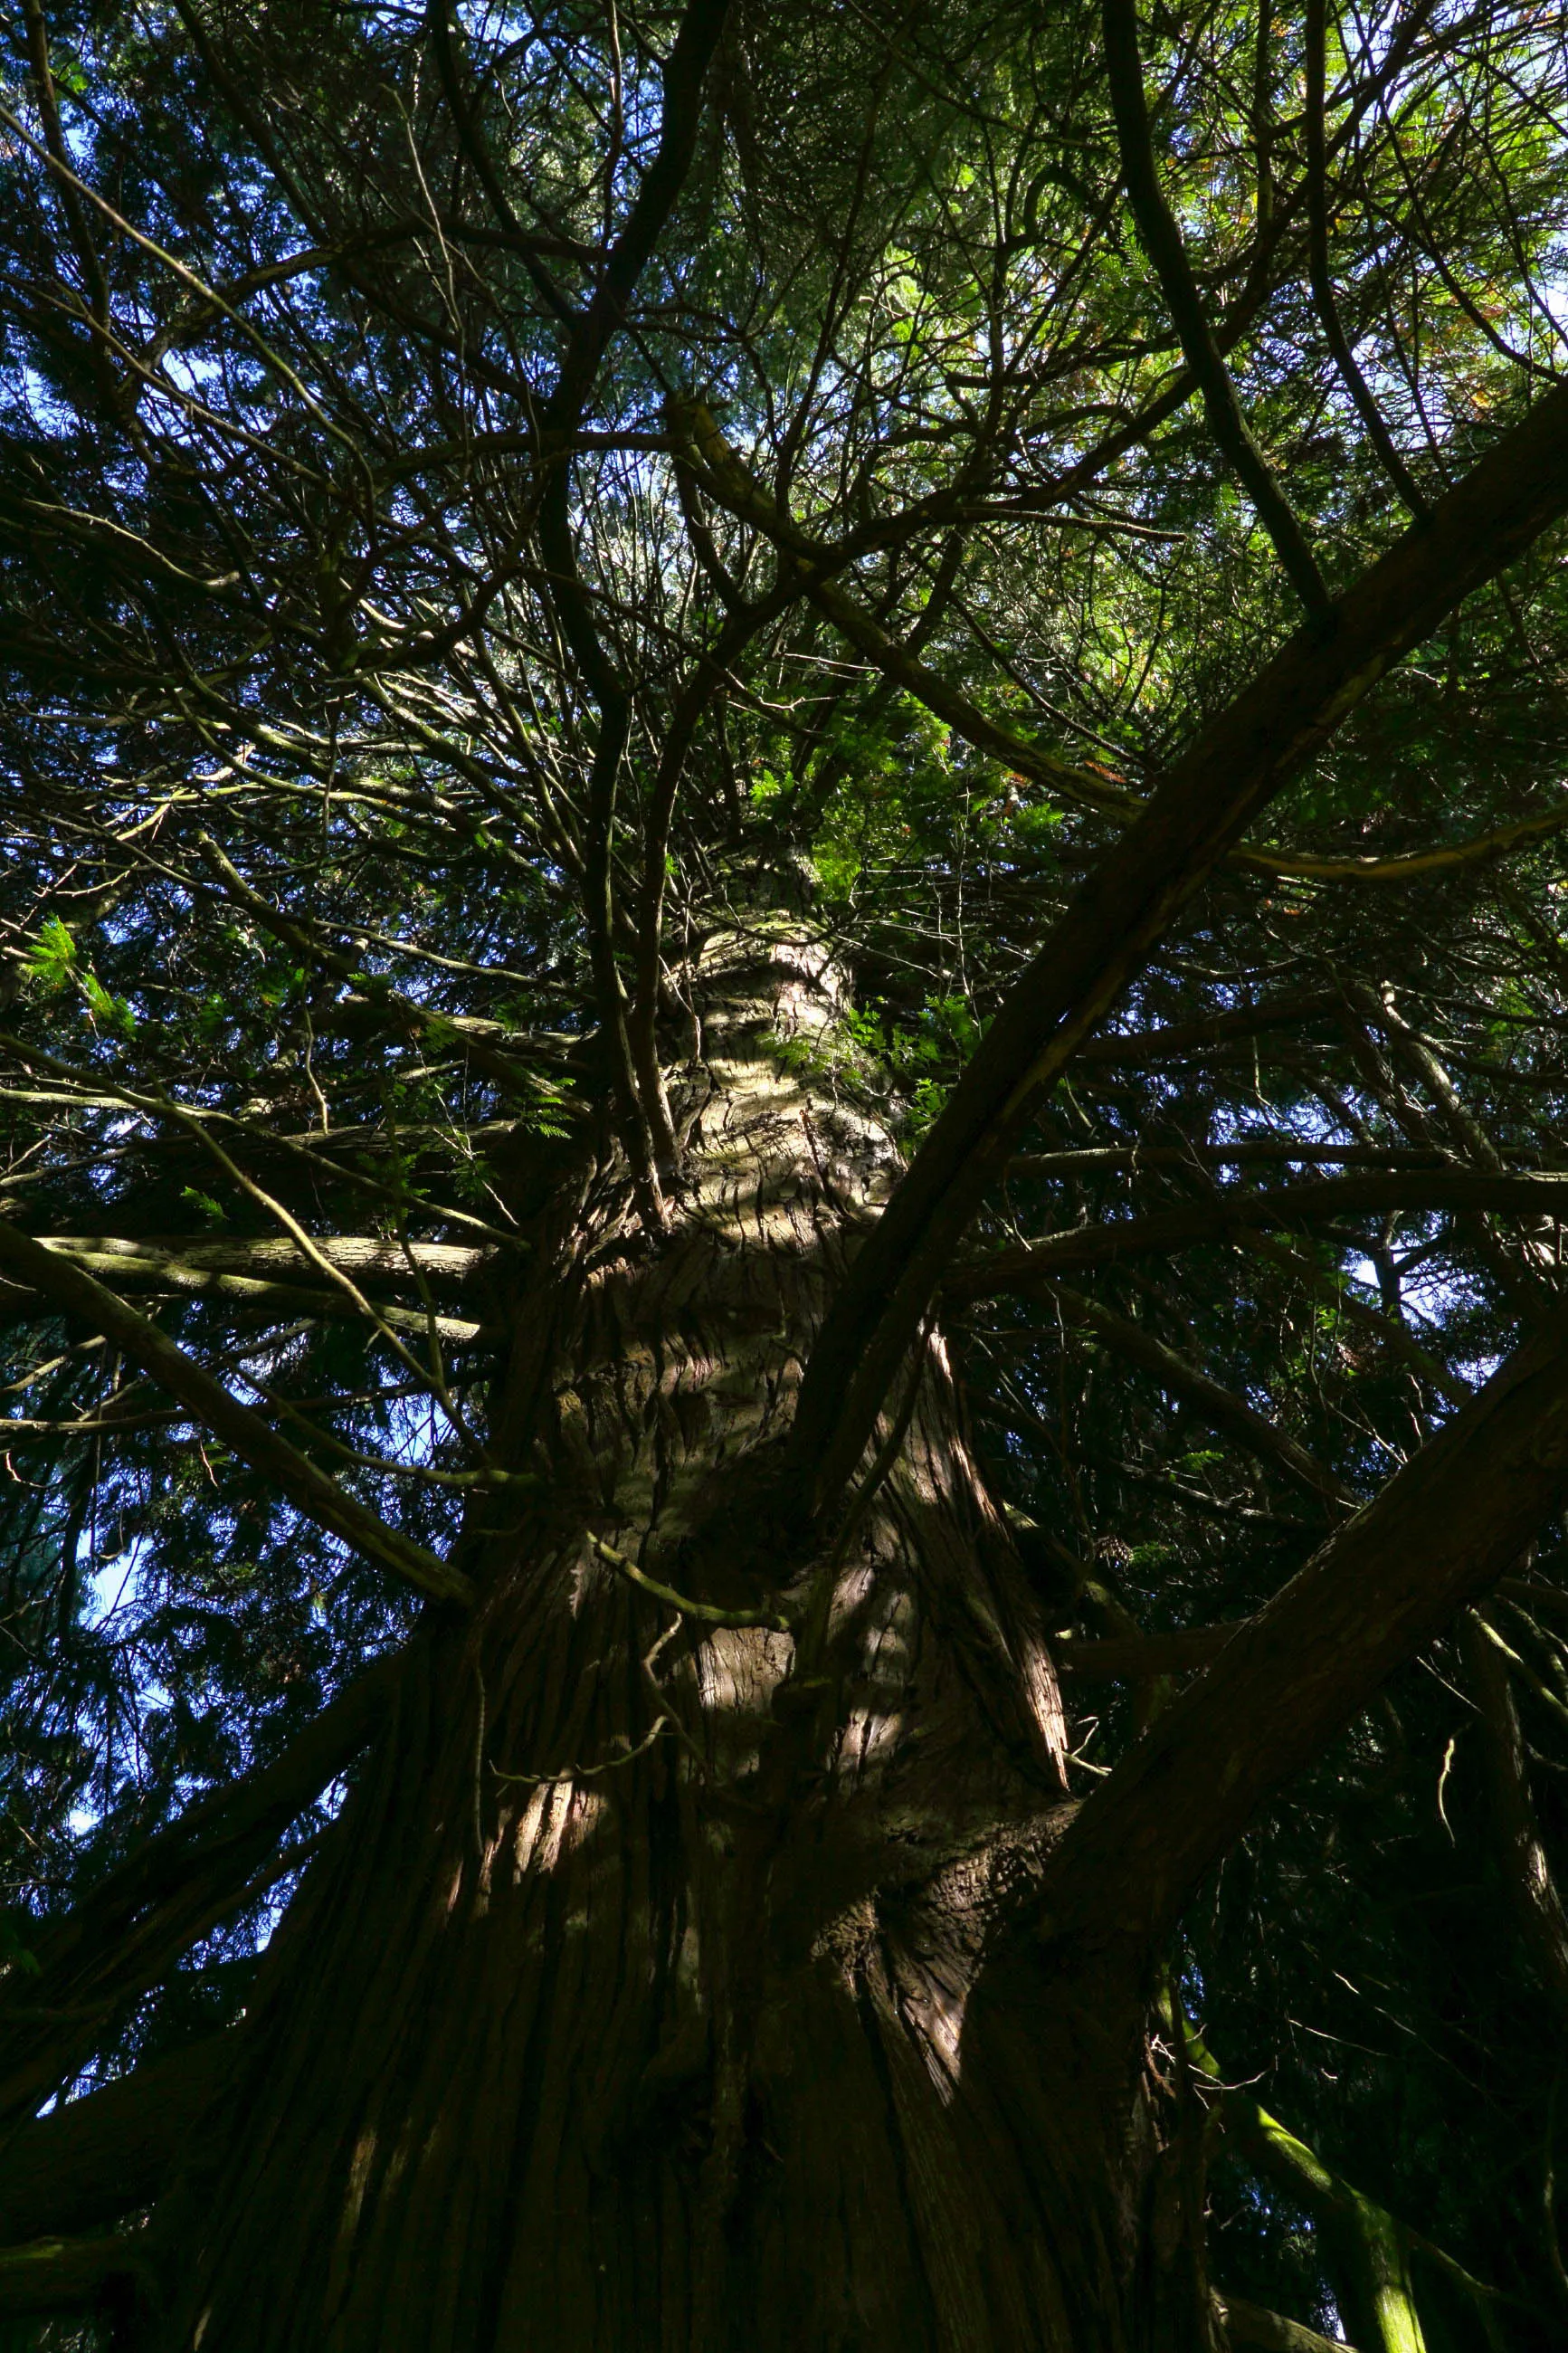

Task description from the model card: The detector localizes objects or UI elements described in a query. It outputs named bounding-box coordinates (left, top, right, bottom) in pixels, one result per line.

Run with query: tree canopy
left=5, top=0, right=1568, bottom=2345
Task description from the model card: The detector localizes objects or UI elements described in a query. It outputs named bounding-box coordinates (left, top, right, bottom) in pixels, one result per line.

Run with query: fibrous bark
left=20, top=921, right=1568, bottom=2353
left=155, top=922, right=1164, bottom=2353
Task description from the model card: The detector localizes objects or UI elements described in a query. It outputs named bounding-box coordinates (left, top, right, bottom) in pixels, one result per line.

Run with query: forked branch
left=785, top=372, right=1568, bottom=1529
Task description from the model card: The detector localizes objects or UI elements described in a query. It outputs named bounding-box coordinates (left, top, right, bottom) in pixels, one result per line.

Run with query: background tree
left=3, top=0, right=1568, bottom=2347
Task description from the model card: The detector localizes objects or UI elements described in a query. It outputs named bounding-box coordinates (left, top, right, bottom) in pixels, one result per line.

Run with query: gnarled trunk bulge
left=157, top=924, right=1181, bottom=2353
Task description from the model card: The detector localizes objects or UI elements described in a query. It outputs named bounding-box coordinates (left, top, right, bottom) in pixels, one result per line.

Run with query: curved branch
left=530, top=4, right=736, bottom=1225
left=1233, top=799, right=1568, bottom=882
left=18, top=0, right=111, bottom=366
left=545, top=0, right=733, bottom=431
left=665, top=400, right=1122, bottom=815
left=1100, top=0, right=1331, bottom=621
left=424, top=0, right=574, bottom=324
left=1202, top=2069, right=1429, bottom=2353
left=674, top=410, right=1568, bottom=894
left=785, top=371, right=1568, bottom=1530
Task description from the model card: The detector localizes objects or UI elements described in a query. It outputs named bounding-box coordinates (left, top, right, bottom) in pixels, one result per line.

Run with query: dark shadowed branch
left=1036, top=1312, right=1568, bottom=1959
left=0, top=1222, right=471, bottom=1606
left=786, top=376, right=1568, bottom=1527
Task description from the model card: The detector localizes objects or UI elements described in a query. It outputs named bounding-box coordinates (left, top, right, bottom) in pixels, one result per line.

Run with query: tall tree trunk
left=159, top=920, right=1188, bottom=2353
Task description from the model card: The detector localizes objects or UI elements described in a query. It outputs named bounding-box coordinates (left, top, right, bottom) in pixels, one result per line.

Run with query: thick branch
left=1186, top=2014, right=1506, bottom=2353
left=0, top=1652, right=405, bottom=2120
left=786, top=372, right=1568, bottom=1527
left=546, top=0, right=732, bottom=429
left=1050, top=1286, right=1356, bottom=1509
left=1056, top=1627, right=1237, bottom=1681
left=531, top=6, right=735, bottom=1225
left=0, top=2232, right=151, bottom=2319
left=1058, top=1577, right=1565, bottom=1684
left=671, top=412, right=1568, bottom=891
left=424, top=0, right=574, bottom=324
left=0, top=1219, right=470, bottom=1607
left=553, top=609, right=668, bottom=1230
left=950, top=1171, right=1568, bottom=1299
left=1073, top=993, right=1339, bottom=1064
left=1213, top=2091, right=1428, bottom=2353
left=664, top=399, right=1127, bottom=817
left=1216, top=2292, right=1360, bottom=2353
left=46, top=1234, right=489, bottom=1281
left=1037, top=1308, right=1568, bottom=1961
left=2, top=1238, right=494, bottom=1345
left=0, top=2034, right=233, bottom=2243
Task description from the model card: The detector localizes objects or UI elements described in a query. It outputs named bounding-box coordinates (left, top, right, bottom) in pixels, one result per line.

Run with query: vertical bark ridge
left=157, top=919, right=1136, bottom=2353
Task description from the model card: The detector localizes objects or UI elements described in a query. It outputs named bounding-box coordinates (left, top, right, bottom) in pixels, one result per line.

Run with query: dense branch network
left=3, top=0, right=1568, bottom=2339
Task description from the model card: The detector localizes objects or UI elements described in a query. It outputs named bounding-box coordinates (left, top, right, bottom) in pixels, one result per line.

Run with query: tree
left=4, top=0, right=1568, bottom=2344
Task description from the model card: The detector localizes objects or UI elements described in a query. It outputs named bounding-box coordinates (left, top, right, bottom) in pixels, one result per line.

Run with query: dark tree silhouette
left=5, top=4, right=1568, bottom=2347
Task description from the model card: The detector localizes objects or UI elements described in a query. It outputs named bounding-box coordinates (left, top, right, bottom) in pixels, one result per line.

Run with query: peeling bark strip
left=149, top=926, right=1120, bottom=2353
left=789, top=375, right=1568, bottom=1524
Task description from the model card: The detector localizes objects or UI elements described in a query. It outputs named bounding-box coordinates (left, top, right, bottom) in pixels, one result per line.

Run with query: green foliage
left=77, top=971, right=135, bottom=1040
left=0, top=0, right=1566, bottom=2336
left=20, top=919, right=75, bottom=996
